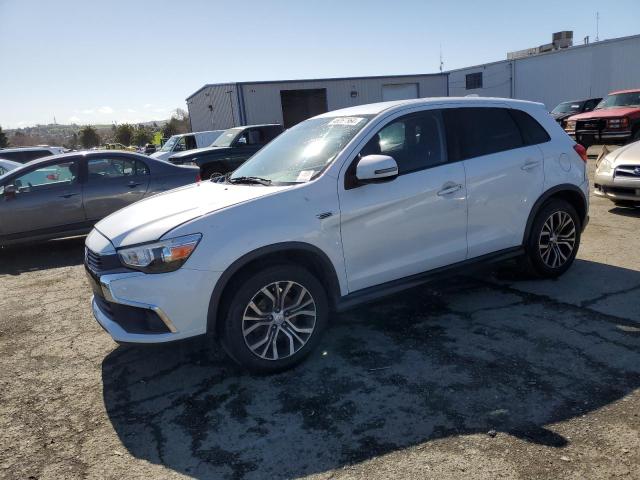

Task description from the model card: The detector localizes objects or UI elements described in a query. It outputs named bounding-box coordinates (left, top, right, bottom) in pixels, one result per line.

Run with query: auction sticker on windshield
left=328, top=117, right=365, bottom=126
left=296, top=170, right=315, bottom=182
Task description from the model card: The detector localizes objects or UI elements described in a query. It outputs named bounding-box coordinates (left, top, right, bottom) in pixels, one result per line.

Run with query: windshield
left=230, top=116, right=372, bottom=185
left=596, top=92, right=640, bottom=109
left=212, top=128, right=243, bottom=147
left=160, top=135, right=180, bottom=152
left=552, top=101, right=582, bottom=114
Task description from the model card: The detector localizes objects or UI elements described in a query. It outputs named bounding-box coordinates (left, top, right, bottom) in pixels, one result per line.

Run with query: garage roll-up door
left=382, top=83, right=419, bottom=101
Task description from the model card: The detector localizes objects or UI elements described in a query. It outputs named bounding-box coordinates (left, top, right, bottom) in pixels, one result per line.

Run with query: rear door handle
left=437, top=183, right=463, bottom=196
left=59, top=192, right=78, bottom=199
left=521, top=159, right=541, bottom=171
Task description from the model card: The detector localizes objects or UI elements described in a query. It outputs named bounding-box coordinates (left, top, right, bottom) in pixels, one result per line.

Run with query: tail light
left=573, top=143, right=588, bottom=163
left=195, top=173, right=201, bottom=182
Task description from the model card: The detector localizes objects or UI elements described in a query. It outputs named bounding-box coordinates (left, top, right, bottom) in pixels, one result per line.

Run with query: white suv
left=85, top=98, right=589, bottom=372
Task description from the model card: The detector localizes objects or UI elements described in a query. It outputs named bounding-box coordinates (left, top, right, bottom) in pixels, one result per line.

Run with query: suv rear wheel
left=523, top=198, right=581, bottom=278
left=220, top=264, right=328, bottom=373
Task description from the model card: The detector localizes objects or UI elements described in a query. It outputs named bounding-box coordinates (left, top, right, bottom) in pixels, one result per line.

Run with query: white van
left=151, top=130, right=224, bottom=161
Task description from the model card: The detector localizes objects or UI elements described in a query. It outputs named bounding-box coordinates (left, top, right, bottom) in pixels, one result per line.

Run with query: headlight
left=596, top=155, right=613, bottom=174
left=118, top=233, right=202, bottom=273
left=565, top=120, right=576, bottom=131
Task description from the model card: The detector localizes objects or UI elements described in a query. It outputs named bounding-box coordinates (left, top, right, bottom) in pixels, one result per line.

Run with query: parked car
left=0, top=151, right=200, bottom=246
left=594, top=141, right=640, bottom=207
left=564, top=89, right=640, bottom=147
left=168, top=124, right=284, bottom=179
left=0, top=159, right=22, bottom=176
left=143, top=143, right=157, bottom=155
left=0, top=146, right=65, bottom=163
left=151, top=130, right=225, bottom=161
left=85, top=97, right=588, bottom=373
left=550, top=97, right=601, bottom=127
left=104, top=143, right=137, bottom=152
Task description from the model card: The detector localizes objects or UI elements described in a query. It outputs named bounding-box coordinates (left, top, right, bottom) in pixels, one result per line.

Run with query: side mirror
left=236, top=137, right=247, bottom=145
left=2, top=184, right=17, bottom=199
left=355, top=155, right=398, bottom=183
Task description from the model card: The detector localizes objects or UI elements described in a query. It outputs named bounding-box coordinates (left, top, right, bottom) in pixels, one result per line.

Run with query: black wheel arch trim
left=523, top=183, right=588, bottom=245
left=206, top=242, right=342, bottom=335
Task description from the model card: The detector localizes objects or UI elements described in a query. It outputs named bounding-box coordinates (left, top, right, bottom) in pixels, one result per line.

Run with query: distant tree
left=79, top=126, right=101, bottom=148
left=132, top=127, right=152, bottom=146
left=0, top=126, right=8, bottom=148
left=65, top=133, right=78, bottom=150
left=114, top=124, right=134, bottom=146
left=161, top=108, right=191, bottom=139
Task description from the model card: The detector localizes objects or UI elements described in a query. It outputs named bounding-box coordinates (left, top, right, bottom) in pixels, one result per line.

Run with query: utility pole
left=439, top=44, right=444, bottom=73
left=596, top=12, right=600, bottom=42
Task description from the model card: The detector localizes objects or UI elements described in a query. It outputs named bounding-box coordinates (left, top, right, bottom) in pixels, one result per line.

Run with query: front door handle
left=59, top=192, right=78, bottom=199
left=437, top=183, right=463, bottom=196
left=521, top=159, right=541, bottom=171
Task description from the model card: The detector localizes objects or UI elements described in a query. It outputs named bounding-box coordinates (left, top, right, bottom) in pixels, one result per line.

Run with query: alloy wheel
left=538, top=211, right=576, bottom=268
left=242, top=281, right=317, bottom=361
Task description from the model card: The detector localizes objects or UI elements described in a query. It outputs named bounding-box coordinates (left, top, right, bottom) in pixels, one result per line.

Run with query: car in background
left=0, top=159, right=22, bottom=176
left=0, top=151, right=200, bottom=246
left=550, top=97, right=601, bottom=128
left=167, top=124, right=284, bottom=179
left=104, top=143, right=137, bottom=152
left=594, top=141, right=640, bottom=207
left=84, top=98, right=588, bottom=372
left=0, top=146, right=65, bottom=163
left=564, top=89, right=640, bottom=148
left=143, top=143, right=156, bottom=155
left=151, top=130, right=225, bottom=161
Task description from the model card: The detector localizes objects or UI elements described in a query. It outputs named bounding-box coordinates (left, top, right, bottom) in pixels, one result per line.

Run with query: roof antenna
left=439, top=44, right=444, bottom=73
left=596, top=11, right=600, bottom=41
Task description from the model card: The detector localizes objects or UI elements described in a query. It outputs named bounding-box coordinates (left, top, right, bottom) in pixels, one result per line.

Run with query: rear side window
left=509, top=109, right=550, bottom=145
left=443, top=107, right=524, bottom=161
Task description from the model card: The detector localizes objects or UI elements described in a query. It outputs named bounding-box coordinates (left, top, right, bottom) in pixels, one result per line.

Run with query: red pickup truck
left=564, top=89, right=640, bottom=148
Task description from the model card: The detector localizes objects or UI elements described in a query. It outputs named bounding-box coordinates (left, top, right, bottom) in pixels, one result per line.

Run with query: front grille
left=577, top=119, right=606, bottom=131
left=615, top=165, right=640, bottom=179
left=84, top=248, right=122, bottom=274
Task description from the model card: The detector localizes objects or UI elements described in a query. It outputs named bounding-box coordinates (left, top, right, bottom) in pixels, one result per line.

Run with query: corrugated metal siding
left=187, top=83, right=242, bottom=132
left=241, top=75, right=447, bottom=125
left=515, top=35, right=640, bottom=108
left=448, top=62, right=512, bottom=98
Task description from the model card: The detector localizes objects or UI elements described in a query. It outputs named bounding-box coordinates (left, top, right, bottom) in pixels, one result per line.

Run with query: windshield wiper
left=228, top=176, right=272, bottom=186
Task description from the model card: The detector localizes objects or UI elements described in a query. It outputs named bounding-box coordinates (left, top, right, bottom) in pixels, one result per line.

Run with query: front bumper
left=573, top=130, right=632, bottom=145
left=593, top=172, right=640, bottom=202
left=88, top=268, right=222, bottom=344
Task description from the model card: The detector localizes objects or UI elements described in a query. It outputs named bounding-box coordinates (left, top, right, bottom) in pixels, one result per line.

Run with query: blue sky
left=1, top=0, right=639, bottom=128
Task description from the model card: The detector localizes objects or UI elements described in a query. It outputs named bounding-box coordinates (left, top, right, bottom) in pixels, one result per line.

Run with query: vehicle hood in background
left=95, top=181, right=289, bottom=248
left=168, top=146, right=230, bottom=161
left=605, top=141, right=640, bottom=166
left=569, top=107, right=639, bottom=120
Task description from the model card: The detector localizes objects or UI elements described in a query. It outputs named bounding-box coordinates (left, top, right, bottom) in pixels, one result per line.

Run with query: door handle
left=437, top=183, right=463, bottom=196
left=59, top=192, right=78, bottom=199
left=521, top=159, right=541, bottom=171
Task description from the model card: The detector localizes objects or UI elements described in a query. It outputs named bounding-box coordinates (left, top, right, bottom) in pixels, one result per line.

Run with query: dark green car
left=167, top=124, right=283, bottom=179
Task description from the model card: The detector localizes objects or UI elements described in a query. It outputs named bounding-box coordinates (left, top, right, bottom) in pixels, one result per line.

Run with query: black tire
left=201, top=165, right=224, bottom=181
left=220, top=264, right=328, bottom=373
left=627, top=128, right=640, bottom=145
left=523, top=198, right=581, bottom=278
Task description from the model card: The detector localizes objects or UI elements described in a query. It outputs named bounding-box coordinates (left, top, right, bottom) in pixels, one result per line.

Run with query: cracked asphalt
left=1, top=157, right=639, bottom=480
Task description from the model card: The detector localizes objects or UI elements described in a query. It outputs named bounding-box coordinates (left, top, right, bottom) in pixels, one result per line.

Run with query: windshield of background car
left=160, top=135, right=181, bottom=152
left=212, top=128, right=243, bottom=147
left=552, top=101, right=582, bottom=114
left=596, top=92, right=640, bottom=109
left=230, top=115, right=373, bottom=185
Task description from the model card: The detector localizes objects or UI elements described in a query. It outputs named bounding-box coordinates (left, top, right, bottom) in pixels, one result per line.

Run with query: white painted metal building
left=187, top=33, right=640, bottom=132
left=449, top=33, right=640, bottom=109
left=187, top=74, right=448, bottom=131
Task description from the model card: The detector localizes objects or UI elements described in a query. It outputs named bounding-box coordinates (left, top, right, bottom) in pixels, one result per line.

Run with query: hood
left=169, top=146, right=229, bottom=160
left=95, top=181, right=289, bottom=248
left=569, top=106, right=638, bottom=120
left=606, top=140, right=640, bottom=166
left=551, top=111, right=575, bottom=121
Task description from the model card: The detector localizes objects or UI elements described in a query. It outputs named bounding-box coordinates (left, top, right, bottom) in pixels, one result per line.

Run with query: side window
left=135, top=160, right=150, bottom=175
left=173, top=137, right=186, bottom=152
left=87, top=158, right=136, bottom=181
left=359, top=111, right=446, bottom=175
left=509, top=109, right=550, bottom=145
left=184, top=135, right=197, bottom=150
left=583, top=99, right=598, bottom=111
left=465, top=72, right=483, bottom=90
left=443, top=107, right=524, bottom=162
left=247, top=129, right=264, bottom=145
left=12, top=161, right=78, bottom=192
left=0, top=167, right=6, bottom=175
left=24, top=150, right=52, bottom=162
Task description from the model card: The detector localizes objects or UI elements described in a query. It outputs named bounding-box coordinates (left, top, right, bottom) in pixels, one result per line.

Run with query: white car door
left=338, top=109, right=468, bottom=293
left=442, top=107, right=545, bottom=258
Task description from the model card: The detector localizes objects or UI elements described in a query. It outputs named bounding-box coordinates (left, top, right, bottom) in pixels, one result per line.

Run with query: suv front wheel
left=524, top=198, right=581, bottom=278
left=220, top=264, right=328, bottom=373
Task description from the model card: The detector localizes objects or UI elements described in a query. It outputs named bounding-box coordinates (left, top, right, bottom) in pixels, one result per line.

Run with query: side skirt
left=335, top=246, right=524, bottom=312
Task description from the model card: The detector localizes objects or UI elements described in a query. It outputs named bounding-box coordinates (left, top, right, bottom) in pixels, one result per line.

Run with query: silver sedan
left=594, top=141, right=640, bottom=207
left=0, top=151, right=200, bottom=246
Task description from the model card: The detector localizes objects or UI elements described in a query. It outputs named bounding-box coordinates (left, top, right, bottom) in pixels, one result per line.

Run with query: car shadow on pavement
left=608, top=206, right=640, bottom=218
left=101, top=261, right=640, bottom=480
left=0, top=236, right=85, bottom=275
